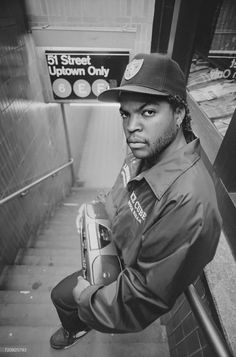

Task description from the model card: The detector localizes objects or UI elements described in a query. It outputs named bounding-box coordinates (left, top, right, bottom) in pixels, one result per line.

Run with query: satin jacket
left=77, top=138, right=221, bottom=333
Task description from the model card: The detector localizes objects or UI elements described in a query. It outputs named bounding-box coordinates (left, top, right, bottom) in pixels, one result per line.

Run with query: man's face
left=119, top=92, right=178, bottom=161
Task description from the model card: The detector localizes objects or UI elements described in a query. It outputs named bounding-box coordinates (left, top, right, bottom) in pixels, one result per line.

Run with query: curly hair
left=167, top=95, right=193, bottom=134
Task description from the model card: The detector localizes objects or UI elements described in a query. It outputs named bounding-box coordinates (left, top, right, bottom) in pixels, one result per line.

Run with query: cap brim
left=98, top=85, right=169, bottom=102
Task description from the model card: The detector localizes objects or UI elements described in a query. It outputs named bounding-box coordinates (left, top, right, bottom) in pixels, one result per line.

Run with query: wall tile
left=0, top=0, right=72, bottom=270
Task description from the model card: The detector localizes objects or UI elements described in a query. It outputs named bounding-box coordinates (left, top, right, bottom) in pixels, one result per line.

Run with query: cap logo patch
left=124, top=59, right=144, bottom=80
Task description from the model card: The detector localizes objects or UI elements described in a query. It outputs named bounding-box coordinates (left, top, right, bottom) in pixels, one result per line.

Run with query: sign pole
left=61, top=103, right=76, bottom=185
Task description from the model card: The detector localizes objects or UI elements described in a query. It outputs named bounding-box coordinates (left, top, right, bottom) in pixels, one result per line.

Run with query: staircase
left=0, top=188, right=169, bottom=357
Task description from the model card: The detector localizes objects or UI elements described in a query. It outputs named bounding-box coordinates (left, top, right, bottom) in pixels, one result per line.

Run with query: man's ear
left=175, top=107, right=185, bottom=127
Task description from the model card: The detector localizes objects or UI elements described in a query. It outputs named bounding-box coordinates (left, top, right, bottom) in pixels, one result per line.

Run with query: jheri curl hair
left=167, top=95, right=192, bottom=134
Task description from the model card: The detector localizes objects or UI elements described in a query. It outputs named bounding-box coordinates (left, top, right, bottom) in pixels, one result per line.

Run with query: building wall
left=0, top=0, right=72, bottom=273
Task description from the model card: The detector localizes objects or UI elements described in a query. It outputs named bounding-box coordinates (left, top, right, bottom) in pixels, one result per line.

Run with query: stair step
left=69, top=187, right=101, bottom=201
left=17, top=247, right=80, bottom=258
left=51, top=206, right=80, bottom=215
left=34, top=234, right=79, bottom=243
left=40, top=229, right=77, bottom=238
left=37, top=226, right=78, bottom=236
left=0, top=341, right=169, bottom=357
left=0, top=303, right=58, bottom=326
left=49, top=209, right=78, bottom=217
left=0, top=320, right=167, bottom=344
left=0, top=324, right=168, bottom=357
left=46, top=210, right=78, bottom=222
left=0, top=290, right=51, bottom=304
left=28, top=227, right=81, bottom=249
left=33, top=232, right=79, bottom=242
left=16, top=249, right=80, bottom=267
left=43, top=218, right=77, bottom=227
left=0, top=265, right=78, bottom=291
left=0, top=326, right=57, bottom=346
left=30, top=239, right=80, bottom=249
left=0, top=326, right=169, bottom=357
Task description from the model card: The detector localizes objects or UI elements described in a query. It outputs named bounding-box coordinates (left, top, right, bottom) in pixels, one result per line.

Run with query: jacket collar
left=129, top=138, right=200, bottom=200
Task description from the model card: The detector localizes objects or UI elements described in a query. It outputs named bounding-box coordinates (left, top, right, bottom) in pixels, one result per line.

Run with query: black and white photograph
left=0, top=1, right=235, bottom=356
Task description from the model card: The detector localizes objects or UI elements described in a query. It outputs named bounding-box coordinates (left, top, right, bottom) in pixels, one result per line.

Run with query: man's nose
left=126, top=114, right=142, bottom=132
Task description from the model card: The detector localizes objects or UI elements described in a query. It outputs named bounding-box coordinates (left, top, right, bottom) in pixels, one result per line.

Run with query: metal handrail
left=185, top=284, right=233, bottom=357
left=0, top=158, right=74, bottom=206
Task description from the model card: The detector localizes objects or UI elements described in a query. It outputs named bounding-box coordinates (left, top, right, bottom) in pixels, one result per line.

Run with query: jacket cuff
left=77, top=284, right=103, bottom=325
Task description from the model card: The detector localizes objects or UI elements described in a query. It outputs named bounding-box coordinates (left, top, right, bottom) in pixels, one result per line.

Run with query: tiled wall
left=161, top=276, right=227, bottom=357
left=0, top=0, right=72, bottom=273
left=25, top=0, right=155, bottom=54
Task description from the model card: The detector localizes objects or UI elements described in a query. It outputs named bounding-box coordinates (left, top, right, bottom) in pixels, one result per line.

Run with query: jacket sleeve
left=77, top=195, right=221, bottom=333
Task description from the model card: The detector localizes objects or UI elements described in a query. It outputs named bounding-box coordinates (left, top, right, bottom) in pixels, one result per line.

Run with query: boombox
left=76, top=201, right=123, bottom=285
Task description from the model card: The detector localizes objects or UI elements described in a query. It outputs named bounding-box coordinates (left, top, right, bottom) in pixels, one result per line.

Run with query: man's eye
left=120, top=112, right=128, bottom=120
left=143, top=110, right=155, bottom=117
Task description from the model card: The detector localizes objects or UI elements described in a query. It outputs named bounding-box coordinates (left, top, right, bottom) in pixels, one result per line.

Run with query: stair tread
left=38, top=227, right=78, bottom=234
left=17, top=247, right=80, bottom=257
left=33, top=234, right=79, bottom=243
left=0, top=342, right=169, bottom=357
left=0, top=334, right=168, bottom=357
left=0, top=322, right=167, bottom=344
left=0, top=302, right=58, bottom=326
left=0, top=265, right=78, bottom=291
left=42, top=219, right=78, bottom=226
left=16, top=253, right=80, bottom=267
left=1, top=265, right=79, bottom=274
left=0, top=290, right=51, bottom=304
left=30, top=240, right=80, bottom=249
left=37, top=226, right=78, bottom=235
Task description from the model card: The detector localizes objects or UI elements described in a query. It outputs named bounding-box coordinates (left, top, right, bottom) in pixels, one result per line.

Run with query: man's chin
left=130, top=147, right=149, bottom=159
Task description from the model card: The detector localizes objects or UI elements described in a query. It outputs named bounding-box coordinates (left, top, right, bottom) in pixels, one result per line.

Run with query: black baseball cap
left=98, top=53, right=186, bottom=102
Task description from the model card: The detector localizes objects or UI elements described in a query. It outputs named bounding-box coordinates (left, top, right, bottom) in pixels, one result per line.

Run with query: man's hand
left=72, top=276, right=91, bottom=304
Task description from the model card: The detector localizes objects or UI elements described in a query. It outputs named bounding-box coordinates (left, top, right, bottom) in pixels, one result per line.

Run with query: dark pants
left=51, top=270, right=89, bottom=333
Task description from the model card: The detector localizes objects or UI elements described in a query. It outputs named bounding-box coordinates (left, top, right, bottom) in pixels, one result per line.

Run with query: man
left=50, top=53, right=221, bottom=350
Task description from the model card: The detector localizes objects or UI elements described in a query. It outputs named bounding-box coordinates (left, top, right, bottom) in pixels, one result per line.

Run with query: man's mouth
left=127, top=138, right=146, bottom=149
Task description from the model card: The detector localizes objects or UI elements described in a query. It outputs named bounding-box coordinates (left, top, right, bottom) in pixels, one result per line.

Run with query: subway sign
left=45, top=50, right=129, bottom=101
